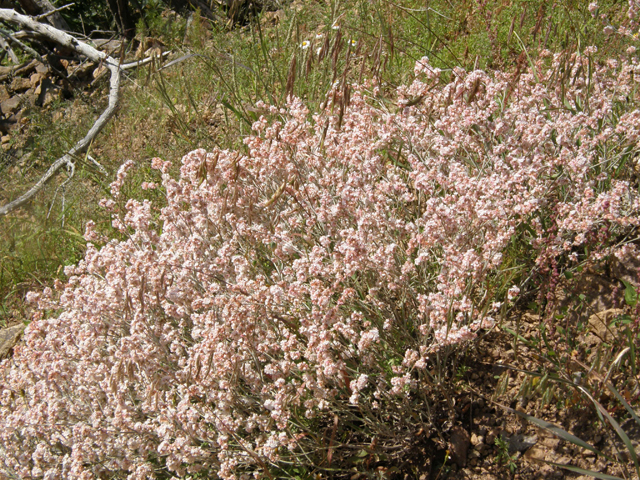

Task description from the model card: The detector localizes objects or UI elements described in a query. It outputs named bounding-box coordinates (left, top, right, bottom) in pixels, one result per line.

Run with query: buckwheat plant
left=1, top=50, right=640, bottom=479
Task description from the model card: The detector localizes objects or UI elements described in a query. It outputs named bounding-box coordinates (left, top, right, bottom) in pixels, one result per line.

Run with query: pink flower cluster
left=1, top=51, right=639, bottom=478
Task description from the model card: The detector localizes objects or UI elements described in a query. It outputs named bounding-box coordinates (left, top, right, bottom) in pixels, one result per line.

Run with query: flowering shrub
left=1, top=50, right=640, bottom=479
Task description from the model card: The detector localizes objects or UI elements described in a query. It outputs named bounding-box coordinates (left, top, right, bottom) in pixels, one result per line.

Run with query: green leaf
left=544, top=462, right=624, bottom=480
left=503, top=406, right=605, bottom=458
left=605, top=381, right=640, bottom=429
left=578, top=387, right=640, bottom=475
left=503, top=326, right=529, bottom=344
left=622, top=280, right=638, bottom=308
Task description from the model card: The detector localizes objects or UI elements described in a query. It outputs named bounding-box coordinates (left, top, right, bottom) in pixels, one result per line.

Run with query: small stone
left=42, top=88, right=62, bottom=107
left=29, top=72, right=44, bottom=89
left=450, top=426, right=470, bottom=467
left=0, top=84, right=9, bottom=102
left=471, top=433, right=484, bottom=446
left=1, top=96, right=21, bottom=115
left=588, top=309, right=625, bottom=342
left=507, top=433, right=538, bottom=453
left=0, top=324, right=25, bottom=359
left=21, top=92, right=37, bottom=108
left=10, top=77, right=31, bottom=92
left=540, top=436, right=561, bottom=449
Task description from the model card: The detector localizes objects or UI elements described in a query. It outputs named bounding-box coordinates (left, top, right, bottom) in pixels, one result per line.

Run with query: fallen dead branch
left=0, top=10, right=137, bottom=216
left=0, top=57, right=38, bottom=81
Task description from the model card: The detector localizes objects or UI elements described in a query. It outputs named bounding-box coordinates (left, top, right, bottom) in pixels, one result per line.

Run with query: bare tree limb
left=120, top=50, right=171, bottom=70
left=0, top=27, right=44, bottom=62
left=0, top=33, right=18, bottom=63
left=0, top=9, right=121, bottom=217
left=34, top=2, right=74, bottom=23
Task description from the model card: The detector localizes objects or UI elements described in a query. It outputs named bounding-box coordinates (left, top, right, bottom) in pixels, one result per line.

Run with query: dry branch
left=0, top=57, right=38, bottom=81
left=0, top=9, right=121, bottom=217
left=0, top=33, right=18, bottom=63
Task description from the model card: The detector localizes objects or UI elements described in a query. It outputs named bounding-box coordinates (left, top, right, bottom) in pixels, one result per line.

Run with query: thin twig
left=0, top=28, right=44, bottom=63
left=35, top=3, right=75, bottom=22
left=0, top=34, right=17, bottom=63
left=46, top=160, right=74, bottom=227
left=86, top=154, right=107, bottom=176
left=120, top=50, right=171, bottom=70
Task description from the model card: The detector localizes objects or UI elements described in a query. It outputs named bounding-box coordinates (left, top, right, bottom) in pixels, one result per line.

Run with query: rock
left=1, top=135, right=10, bottom=144
left=450, top=426, right=470, bottom=467
left=1, top=96, right=21, bottom=115
left=67, top=61, right=95, bottom=79
left=588, top=308, right=625, bottom=342
left=610, top=255, right=640, bottom=287
left=555, top=273, right=621, bottom=322
left=10, top=77, right=31, bottom=92
left=21, top=92, right=37, bottom=108
left=34, top=76, right=50, bottom=96
left=92, top=63, right=107, bottom=80
left=36, top=78, right=62, bottom=107
left=0, top=324, right=25, bottom=359
left=0, top=84, right=9, bottom=102
left=29, top=72, right=44, bottom=89
left=539, top=434, right=560, bottom=450
left=93, top=38, right=123, bottom=56
left=471, top=433, right=484, bottom=446
left=35, top=62, right=48, bottom=75
left=43, top=89, right=62, bottom=107
left=507, top=433, right=537, bottom=453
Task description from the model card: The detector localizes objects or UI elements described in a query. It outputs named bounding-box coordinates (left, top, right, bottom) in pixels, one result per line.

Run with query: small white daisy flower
left=301, top=40, right=311, bottom=50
